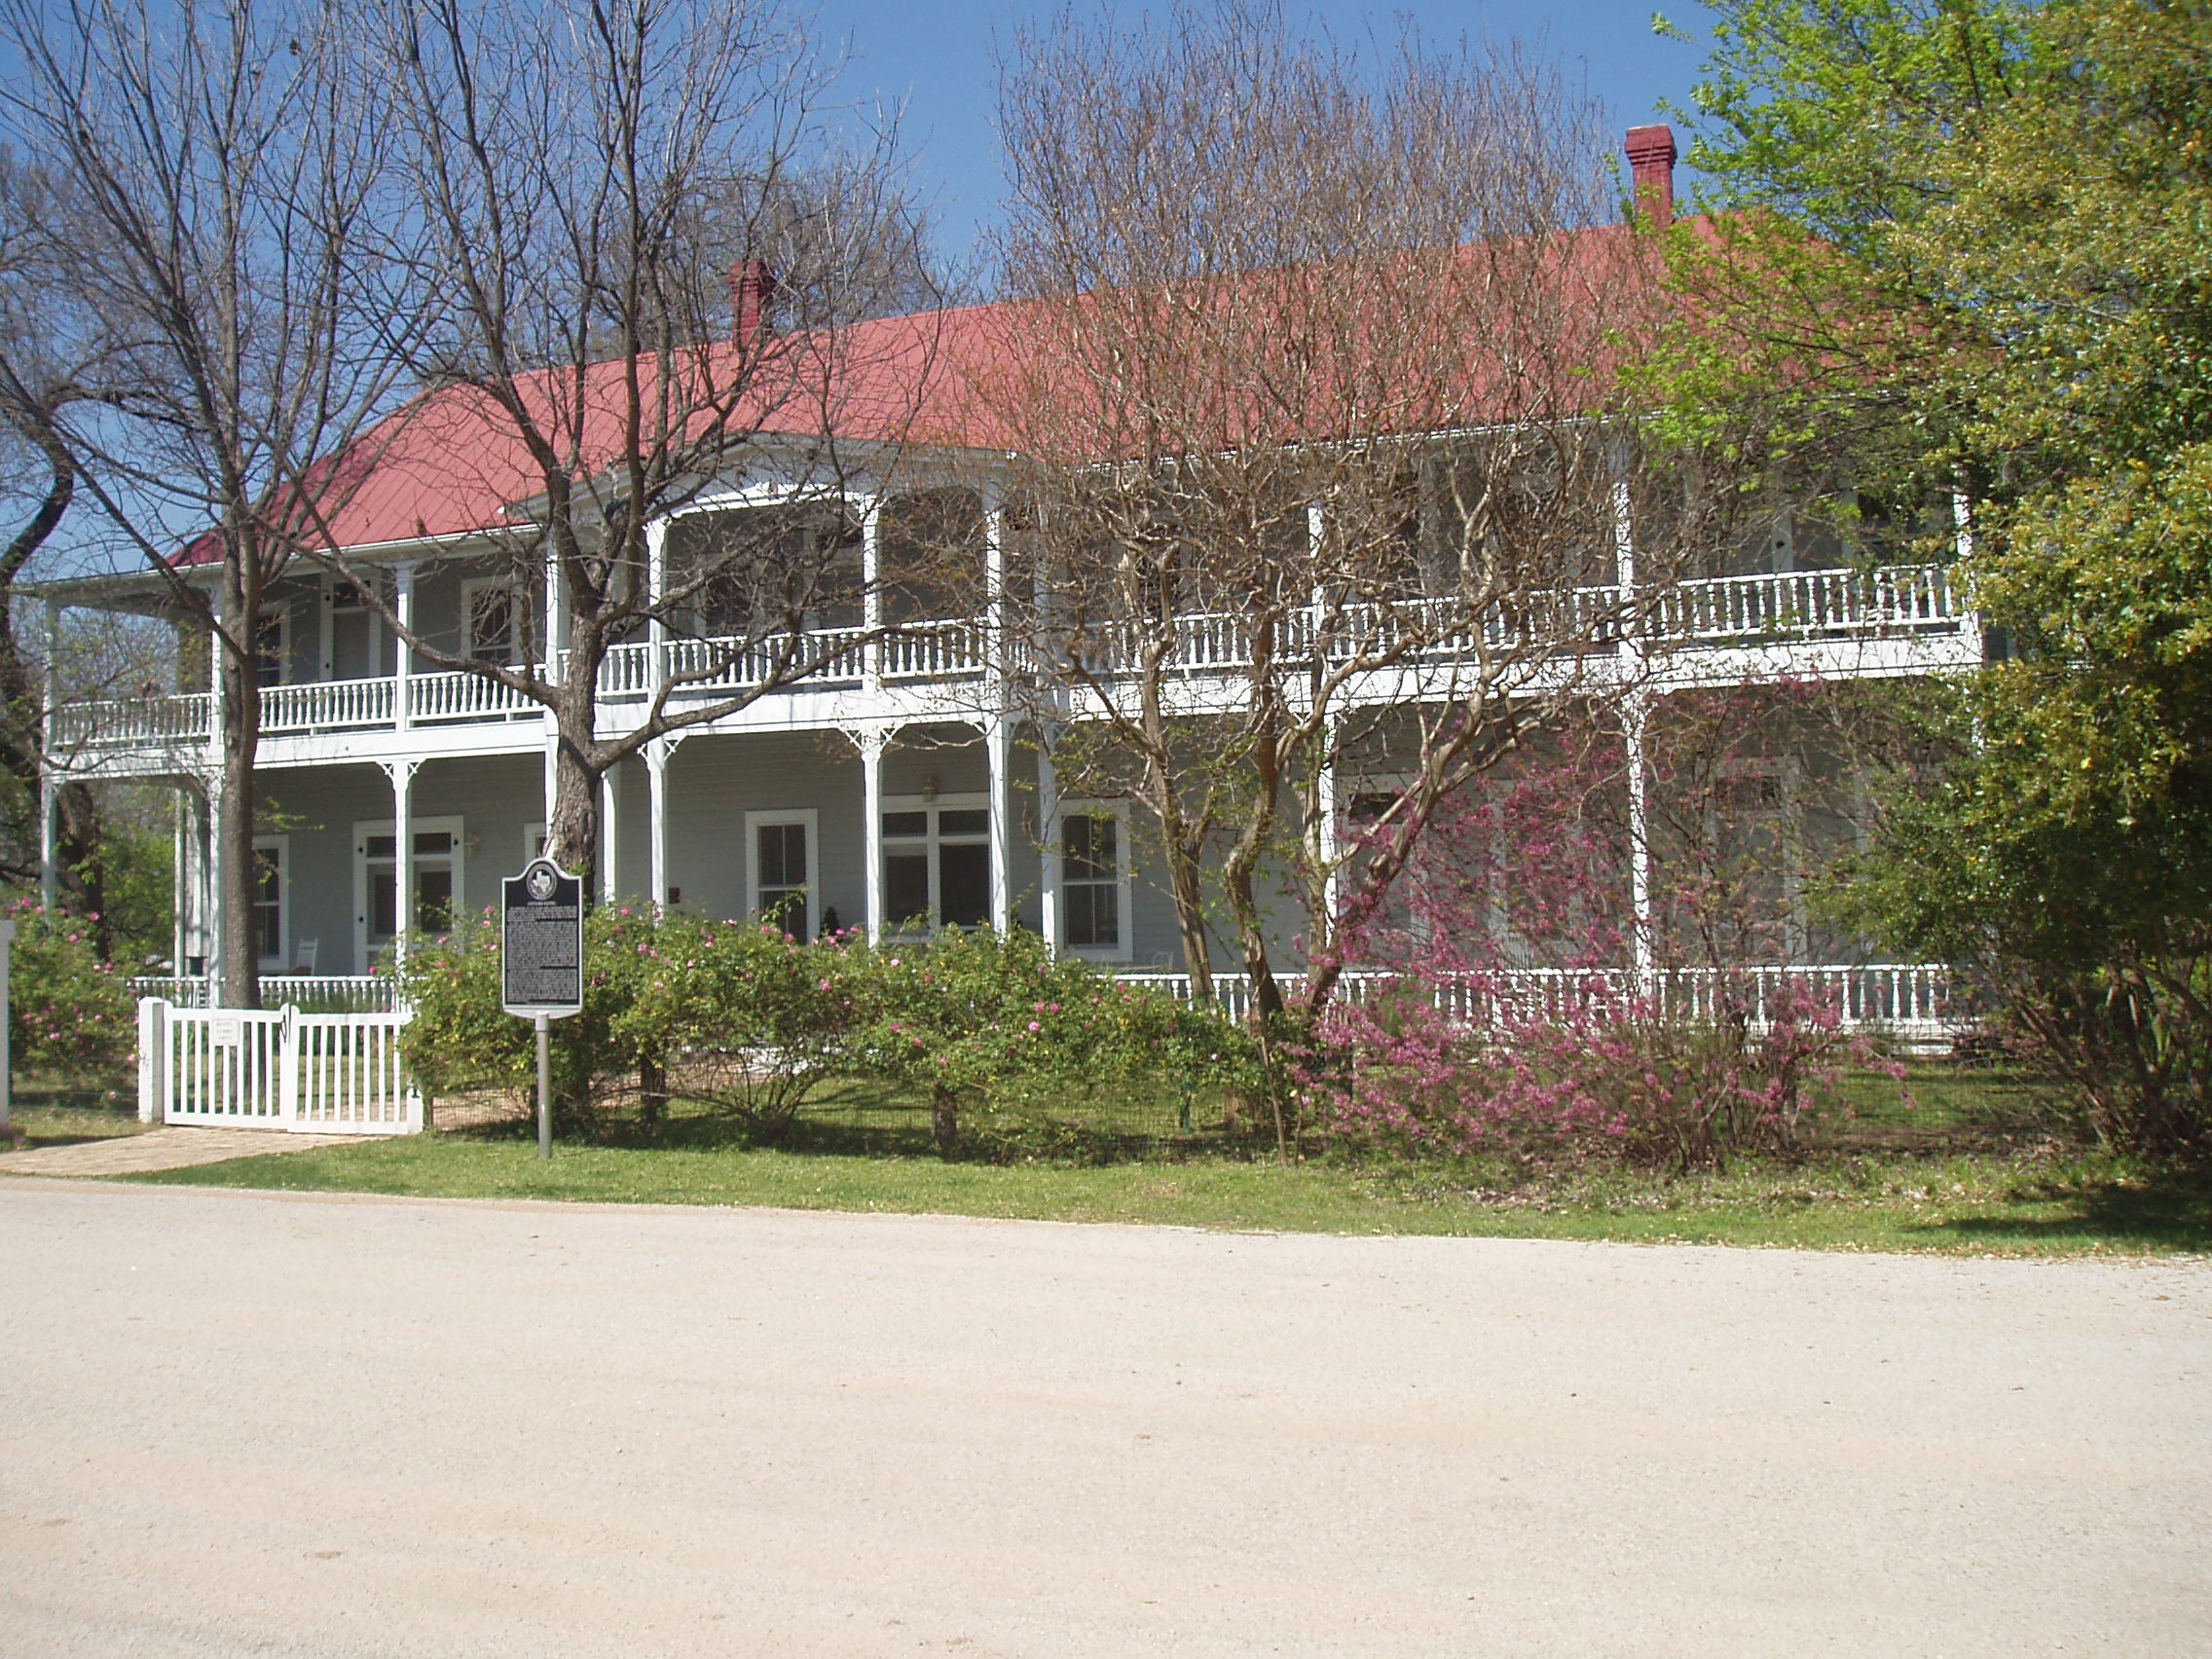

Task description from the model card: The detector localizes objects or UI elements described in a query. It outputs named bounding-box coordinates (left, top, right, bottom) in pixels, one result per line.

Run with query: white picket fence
left=137, top=999, right=421, bottom=1134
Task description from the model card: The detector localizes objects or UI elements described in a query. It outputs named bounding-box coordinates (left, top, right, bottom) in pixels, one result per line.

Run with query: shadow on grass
left=1912, top=1171, right=2212, bottom=1251
left=436, top=1078, right=1258, bottom=1166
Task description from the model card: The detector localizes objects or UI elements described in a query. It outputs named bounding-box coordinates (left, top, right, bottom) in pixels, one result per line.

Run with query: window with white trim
left=461, top=577, right=518, bottom=665
left=252, top=834, right=288, bottom=967
left=1058, top=799, right=1131, bottom=959
left=254, top=606, right=289, bottom=685
left=525, top=823, right=548, bottom=862
left=746, top=808, right=819, bottom=942
left=881, top=795, right=989, bottom=936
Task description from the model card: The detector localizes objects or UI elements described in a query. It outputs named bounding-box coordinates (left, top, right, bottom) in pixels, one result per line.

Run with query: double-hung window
left=746, top=809, right=819, bottom=941
left=1057, top=800, right=1130, bottom=960
left=251, top=835, right=288, bottom=968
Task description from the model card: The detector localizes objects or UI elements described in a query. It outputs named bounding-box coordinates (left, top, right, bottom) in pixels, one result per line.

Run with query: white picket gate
left=137, top=999, right=422, bottom=1134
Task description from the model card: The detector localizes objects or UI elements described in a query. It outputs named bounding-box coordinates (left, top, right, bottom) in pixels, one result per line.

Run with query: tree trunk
left=1143, top=726, right=1215, bottom=1006
left=215, top=596, right=262, bottom=1011
left=1164, top=831, right=1213, bottom=1002
left=931, top=1081, right=959, bottom=1159
left=542, top=719, right=601, bottom=889
left=639, top=1051, right=669, bottom=1143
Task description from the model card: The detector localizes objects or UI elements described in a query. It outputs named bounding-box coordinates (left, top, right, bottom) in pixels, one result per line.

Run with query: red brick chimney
left=729, top=259, right=776, bottom=347
left=1624, top=124, right=1677, bottom=229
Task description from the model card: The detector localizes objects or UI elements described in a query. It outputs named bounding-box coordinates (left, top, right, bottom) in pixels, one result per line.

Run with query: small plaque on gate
left=501, top=859, right=584, bottom=1019
left=207, top=1014, right=240, bottom=1049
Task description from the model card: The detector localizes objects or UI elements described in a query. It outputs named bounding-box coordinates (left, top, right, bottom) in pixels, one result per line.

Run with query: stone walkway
left=0, top=1125, right=361, bottom=1177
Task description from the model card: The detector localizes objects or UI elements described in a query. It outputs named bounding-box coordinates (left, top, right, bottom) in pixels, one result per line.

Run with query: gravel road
left=2, top=1179, right=2205, bottom=1656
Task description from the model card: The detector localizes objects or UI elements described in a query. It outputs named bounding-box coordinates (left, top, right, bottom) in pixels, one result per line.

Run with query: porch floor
left=0, top=1126, right=362, bottom=1178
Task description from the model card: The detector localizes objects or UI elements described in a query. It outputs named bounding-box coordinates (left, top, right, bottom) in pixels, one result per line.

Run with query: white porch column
left=983, top=487, right=1012, bottom=934
left=202, top=782, right=227, bottom=999
left=645, top=738, right=671, bottom=907
left=178, top=783, right=212, bottom=976
left=384, top=758, right=418, bottom=968
left=542, top=729, right=559, bottom=843
left=599, top=762, right=621, bottom=903
left=1316, top=715, right=1340, bottom=947
left=1037, top=731, right=1061, bottom=955
left=861, top=495, right=884, bottom=692
left=393, top=561, right=418, bottom=733
left=171, top=791, right=188, bottom=977
left=1608, top=437, right=1654, bottom=995
left=542, top=547, right=565, bottom=861
left=1952, top=487, right=1984, bottom=654
left=986, top=717, right=1012, bottom=936
left=857, top=727, right=886, bottom=944
left=1624, top=691, right=1654, bottom=995
left=38, top=770, right=55, bottom=916
left=39, top=597, right=59, bottom=915
left=645, top=515, right=669, bottom=699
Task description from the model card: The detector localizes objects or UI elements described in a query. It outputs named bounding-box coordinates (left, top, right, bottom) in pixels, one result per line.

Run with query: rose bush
left=5, top=895, right=134, bottom=1079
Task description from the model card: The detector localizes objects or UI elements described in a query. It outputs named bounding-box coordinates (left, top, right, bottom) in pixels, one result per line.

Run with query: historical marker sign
left=501, top=859, right=583, bottom=1018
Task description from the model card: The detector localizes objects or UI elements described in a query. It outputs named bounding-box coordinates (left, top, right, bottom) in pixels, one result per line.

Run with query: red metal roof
left=172, top=220, right=1661, bottom=567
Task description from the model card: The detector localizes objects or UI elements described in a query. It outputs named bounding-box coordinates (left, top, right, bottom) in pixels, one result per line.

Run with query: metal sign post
left=502, top=860, right=584, bottom=1160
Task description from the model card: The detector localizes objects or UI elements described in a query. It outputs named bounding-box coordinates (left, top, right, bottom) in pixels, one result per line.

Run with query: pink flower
left=1026, top=1020, right=1040, bottom=1032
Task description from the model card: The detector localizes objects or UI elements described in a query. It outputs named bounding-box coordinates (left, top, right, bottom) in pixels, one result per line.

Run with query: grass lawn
left=6, top=1076, right=149, bottom=1150
left=111, top=1064, right=2211, bottom=1255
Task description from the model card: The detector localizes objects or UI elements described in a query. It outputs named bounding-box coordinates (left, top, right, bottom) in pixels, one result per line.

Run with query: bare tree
left=304, top=0, right=946, bottom=883
left=0, top=0, right=419, bottom=1007
left=981, top=2, right=1681, bottom=1051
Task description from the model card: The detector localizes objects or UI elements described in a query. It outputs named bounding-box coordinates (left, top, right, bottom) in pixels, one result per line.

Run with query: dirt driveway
left=1, top=1179, right=2205, bottom=1656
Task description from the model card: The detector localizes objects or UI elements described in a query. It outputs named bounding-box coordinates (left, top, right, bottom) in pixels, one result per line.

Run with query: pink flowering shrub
left=1309, top=973, right=1888, bottom=1168
left=7, top=896, right=133, bottom=1078
left=1309, top=716, right=1904, bottom=1169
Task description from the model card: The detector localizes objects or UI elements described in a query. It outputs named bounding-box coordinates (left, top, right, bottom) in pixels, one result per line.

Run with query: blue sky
left=815, top=0, right=1720, bottom=265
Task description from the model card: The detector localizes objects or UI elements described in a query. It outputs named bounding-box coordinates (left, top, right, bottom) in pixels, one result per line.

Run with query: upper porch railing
left=55, top=564, right=1963, bottom=753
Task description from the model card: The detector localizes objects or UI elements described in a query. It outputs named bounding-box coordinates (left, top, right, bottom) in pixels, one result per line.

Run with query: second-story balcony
left=51, top=564, right=1971, bottom=759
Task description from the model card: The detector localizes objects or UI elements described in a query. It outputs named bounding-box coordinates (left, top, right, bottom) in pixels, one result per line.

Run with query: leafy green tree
left=1654, top=0, right=2212, bottom=1154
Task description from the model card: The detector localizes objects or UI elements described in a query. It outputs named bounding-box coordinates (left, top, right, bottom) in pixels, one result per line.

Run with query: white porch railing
left=1651, top=565, right=1958, bottom=644
left=54, top=564, right=1969, bottom=754
left=137, top=998, right=421, bottom=1134
left=262, top=675, right=395, bottom=732
left=408, top=668, right=539, bottom=723
left=49, top=689, right=211, bottom=751
left=1117, top=962, right=1962, bottom=1042
left=130, top=974, right=398, bottom=1012
left=881, top=619, right=987, bottom=681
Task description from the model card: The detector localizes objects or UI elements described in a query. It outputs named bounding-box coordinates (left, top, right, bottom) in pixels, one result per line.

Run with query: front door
left=353, top=817, right=464, bottom=969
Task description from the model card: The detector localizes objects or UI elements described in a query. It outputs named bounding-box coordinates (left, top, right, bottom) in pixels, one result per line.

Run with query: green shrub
left=393, top=903, right=667, bottom=1133
left=841, top=926, right=1254, bottom=1156
left=5, top=895, right=135, bottom=1078
left=392, top=905, right=1256, bottom=1149
left=618, top=912, right=860, bottom=1141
